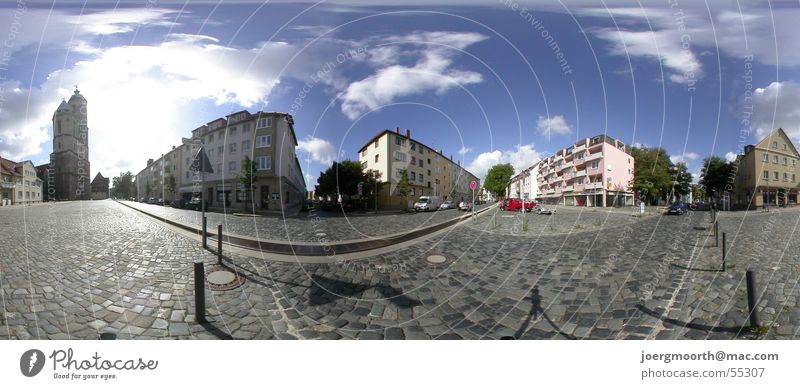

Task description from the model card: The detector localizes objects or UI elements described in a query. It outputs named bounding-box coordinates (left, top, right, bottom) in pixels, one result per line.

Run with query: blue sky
left=1, top=0, right=799, bottom=189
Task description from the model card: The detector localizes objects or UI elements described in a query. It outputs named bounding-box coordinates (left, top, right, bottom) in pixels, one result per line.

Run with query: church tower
left=51, top=88, right=90, bottom=200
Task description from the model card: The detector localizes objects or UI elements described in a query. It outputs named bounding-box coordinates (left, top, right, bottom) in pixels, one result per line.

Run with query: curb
left=114, top=200, right=493, bottom=256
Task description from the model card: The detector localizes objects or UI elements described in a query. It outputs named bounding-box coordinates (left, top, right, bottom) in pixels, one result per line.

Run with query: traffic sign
left=469, top=180, right=477, bottom=190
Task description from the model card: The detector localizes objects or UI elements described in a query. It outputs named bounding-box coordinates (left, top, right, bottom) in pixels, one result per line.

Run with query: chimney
left=395, top=127, right=400, bottom=134
left=172, top=145, right=175, bottom=150
left=405, top=128, right=410, bottom=139
left=147, top=158, right=154, bottom=166
left=449, top=154, right=453, bottom=161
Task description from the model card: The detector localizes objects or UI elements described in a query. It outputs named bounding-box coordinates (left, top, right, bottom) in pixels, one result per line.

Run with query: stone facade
left=51, top=88, right=91, bottom=201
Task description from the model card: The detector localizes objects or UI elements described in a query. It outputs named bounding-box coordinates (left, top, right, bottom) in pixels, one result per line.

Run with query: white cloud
left=749, top=81, right=800, bottom=143
left=535, top=115, right=572, bottom=138
left=669, top=152, right=700, bottom=164
left=458, top=146, right=472, bottom=155
left=297, top=136, right=337, bottom=166
left=466, top=144, right=541, bottom=180
left=339, top=31, right=487, bottom=120
left=724, top=152, right=739, bottom=163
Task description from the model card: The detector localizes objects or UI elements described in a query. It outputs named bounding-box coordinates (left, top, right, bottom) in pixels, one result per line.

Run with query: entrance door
left=261, top=186, right=269, bottom=209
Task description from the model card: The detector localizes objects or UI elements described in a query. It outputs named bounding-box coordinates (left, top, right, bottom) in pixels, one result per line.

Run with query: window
left=217, top=163, right=222, bottom=174
left=229, top=143, right=237, bottom=153
left=228, top=161, right=236, bottom=172
left=784, top=172, right=789, bottom=181
left=256, top=117, right=272, bottom=129
left=230, top=127, right=237, bottom=136
left=427, top=170, right=431, bottom=175
left=374, top=154, right=379, bottom=163
left=591, top=161, right=599, bottom=169
left=242, top=140, right=250, bottom=151
left=774, top=171, right=779, bottom=180
left=394, top=136, right=406, bottom=146
left=236, top=190, right=245, bottom=202
left=185, top=157, right=190, bottom=165
left=793, top=159, right=797, bottom=167
left=784, top=157, right=788, bottom=165
left=217, top=146, right=224, bottom=156
left=418, top=159, right=423, bottom=168
left=185, top=171, right=190, bottom=180
left=256, top=135, right=272, bottom=148
left=361, top=161, right=367, bottom=169
left=772, top=141, right=778, bottom=149
left=577, top=152, right=584, bottom=160
left=762, top=153, right=768, bottom=162
left=427, top=158, right=431, bottom=164
left=418, top=174, right=424, bottom=183
left=394, top=151, right=406, bottom=162
left=411, top=156, right=416, bottom=165
left=411, top=142, right=416, bottom=151
left=374, top=139, right=378, bottom=148
left=209, top=133, right=214, bottom=142
left=783, top=144, right=787, bottom=150
left=395, top=168, right=403, bottom=178
left=763, top=170, right=769, bottom=180
left=361, top=149, right=367, bottom=157
left=577, top=177, right=584, bottom=185
left=773, top=155, right=778, bottom=163
left=419, top=145, right=423, bottom=154
left=243, top=123, right=251, bottom=132
left=793, top=174, right=796, bottom=182
left=255, top=156, right=271, bottom=170
left=410, top=172, right=416, bottom=181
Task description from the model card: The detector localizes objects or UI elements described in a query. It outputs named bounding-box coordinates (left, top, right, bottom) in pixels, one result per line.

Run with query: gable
left=755, top=128, right=800, bottom=157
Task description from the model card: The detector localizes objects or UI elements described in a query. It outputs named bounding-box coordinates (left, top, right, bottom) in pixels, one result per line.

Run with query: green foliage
left=484, top=163, right=514, bottom=199
left=111, top=171, right=134, bottom=198
left=691, top=184, right=706, bottom=201
left=237, top=156, right=258, bottom=213
left=630, top=147, right=673, bottom=205
left=670, top=162, right=693, bottom=199
left=700, top=156, right=735, bottom=200
left=396, top=168, right=410, bottom=209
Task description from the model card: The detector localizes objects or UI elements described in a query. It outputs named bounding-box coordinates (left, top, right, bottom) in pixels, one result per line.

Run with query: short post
left=202, top=217, right=208, bottom=249
left=194, top=260, right=207, bottom=323
left=714, top=220, right=719, bottom=247
left=746, top=268, right=760, bottom=328
left=217, top=224, right=223, bottom=265
left=721, top=232, right=726, bottom=271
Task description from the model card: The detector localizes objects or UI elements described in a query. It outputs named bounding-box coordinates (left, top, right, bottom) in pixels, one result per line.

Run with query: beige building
left=732, top=128, right=799, bottom=209
left=0, top=157, right=43, bottom=206
left=136, top=110, right=306, bottom=213
left=358, top=128, right=480, bottom=209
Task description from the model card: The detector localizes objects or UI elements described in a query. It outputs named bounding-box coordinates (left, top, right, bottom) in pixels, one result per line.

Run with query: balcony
left=553, top=176, right=564, bottom=182
left=560, top=162, right=574, bottom=170
left=562, top=185, right=574, bottom=192
left=546, top=189, right=556, bottom=194
left=1, top=182, right=15, bottom=189
left=585, top=152, right=604, bottom=162
left=574, top=170, right=587, bottom=178
left=573, top=144, right=586, bottom=153
left=584, top=182, right=603, bottom=190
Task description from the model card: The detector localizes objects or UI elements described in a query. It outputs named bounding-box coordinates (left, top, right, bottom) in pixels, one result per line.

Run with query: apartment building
left=509, top=163, right=539, bottom=200
left=0, top=157, right=43, bottom=206
left=358, top=128, right=481, bottom=209
left=536, top=134, right=634, bottom=207
left=135, top=110, right=306, bottom=213
left=732, top=128, right=799, bottom=209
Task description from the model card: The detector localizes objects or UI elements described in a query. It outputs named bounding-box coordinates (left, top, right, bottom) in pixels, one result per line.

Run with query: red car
left=501, top=198, right=536, bottom=211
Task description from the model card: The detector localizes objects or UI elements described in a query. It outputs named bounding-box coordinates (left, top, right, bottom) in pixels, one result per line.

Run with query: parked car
left=148, top=197, right=156, bottom=204
left=140, top=197, right=147, bottom=203
left=185, top=196, right=201, bottom=210
left=667, top=201, right=688, bottom=215
left=458, top=201, right=473, bottom=211
left=534, top=204, right=556, bottom=215
left=156, top=198, right=165, bottom=206
left=439, top=200, right=456, bottom=210
left=414, top=196, right=442, bottom=212
left=522, top=199, right=536, bottom=211
left=502, top=198, right=527, bottom=211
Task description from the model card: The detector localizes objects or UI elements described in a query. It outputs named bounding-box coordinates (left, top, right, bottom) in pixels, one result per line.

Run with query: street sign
left=469, top=180, right=477, bottom=190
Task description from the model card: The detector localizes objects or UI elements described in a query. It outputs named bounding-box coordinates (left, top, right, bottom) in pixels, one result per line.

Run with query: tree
left=396, top=168, right=410, bottom=209
left=111, top=171, right=134, bottom=198
left=165, top=174, right=176, bottom=201
left=691, top=184, right=706, bottom=201
left=237, top=156, right=258, bottom=213
left=484, top=163, right=514, bottom=199
left=669, top=162, right=693, bottom=200
left=630, top=147, right=672, bottom=205
left=700, top=156, right=734, bottom=201
left=315, top=160, right=368, bottom=199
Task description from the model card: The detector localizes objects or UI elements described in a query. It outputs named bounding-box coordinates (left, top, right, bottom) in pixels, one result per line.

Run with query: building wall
left=733, top=129, right=799, bottom=208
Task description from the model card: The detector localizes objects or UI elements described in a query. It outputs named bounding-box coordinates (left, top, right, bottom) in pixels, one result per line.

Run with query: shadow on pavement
left=635, top=304, right=745, bottom=334
left=514, top=286, right=577, bottom=340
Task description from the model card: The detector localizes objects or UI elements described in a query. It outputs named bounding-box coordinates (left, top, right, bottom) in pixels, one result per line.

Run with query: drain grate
left=204, top=265, right=246, bottom=291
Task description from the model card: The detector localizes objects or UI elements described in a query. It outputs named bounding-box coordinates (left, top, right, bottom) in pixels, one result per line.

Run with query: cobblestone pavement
left=466, top=207, right=647, bottom=236
left=119, top=200, right=490, bottom=242
left=1, top=201, right=798, bottom=340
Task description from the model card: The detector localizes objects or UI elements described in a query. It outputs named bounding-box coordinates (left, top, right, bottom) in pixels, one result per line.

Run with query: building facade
left=135, top=110, right=306, bottom=213
left=732, top=128, right=799, bottom=209
left=50, top=88, right=91, bottom=201
left=536, top=134, right=634, bottom=207
left=90, top=172, right=110, bottom=200
left=358, top=128, right=481, bottom=209
left=0, top=157, right=43, bottom=206
left=509, top=163, right=539, bottom=200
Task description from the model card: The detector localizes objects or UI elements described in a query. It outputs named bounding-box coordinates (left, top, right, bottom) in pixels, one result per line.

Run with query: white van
left=414, top=196, right=441, bottom=212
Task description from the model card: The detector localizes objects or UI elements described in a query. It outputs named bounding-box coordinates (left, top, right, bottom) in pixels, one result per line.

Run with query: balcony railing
left=584, top=182, right=603, bottom=189
left=573, top=144, right=586, bottom=153
left=546, top=189, right=556, bottom=194
left=585, top=152, right=604, bottom=162
left=560, top=162, right=574, bottom=170
left=562, top=185, right=574, bottom=192
left=574, top=170, right=587, bottom=178
left=1, top=182, right=15, bottom=189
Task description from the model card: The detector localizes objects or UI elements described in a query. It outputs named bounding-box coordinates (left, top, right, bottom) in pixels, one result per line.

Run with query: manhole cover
left=422, top=253, right=453, bottom=267
left=204, top=265, right=245, bottom=291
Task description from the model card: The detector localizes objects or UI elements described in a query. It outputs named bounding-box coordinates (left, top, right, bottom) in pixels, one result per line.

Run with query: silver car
left=534, top=204, right=556, bottom=215
left=439, top=200, right=456, bottom=210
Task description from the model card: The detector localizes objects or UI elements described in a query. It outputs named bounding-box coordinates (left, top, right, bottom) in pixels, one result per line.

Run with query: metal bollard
left=194, top=260, right=207, bottom=323
left=202, top=217, right=207, bottom=249
left=714, top=220, right=719, bottom=247
left=721, top=232, right=726, bottom=271
left=746, top=268, right=760, bottom=328
left=217, top=224, right=223, bottom=265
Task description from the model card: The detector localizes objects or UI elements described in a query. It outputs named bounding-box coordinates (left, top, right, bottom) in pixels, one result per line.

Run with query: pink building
left=536, top=134, right=635, bottom=207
